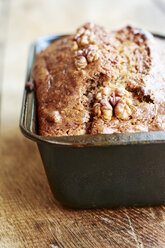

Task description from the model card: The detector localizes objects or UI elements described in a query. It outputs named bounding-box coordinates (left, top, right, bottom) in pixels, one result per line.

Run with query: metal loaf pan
left=20, top=34, right=165, bottom=209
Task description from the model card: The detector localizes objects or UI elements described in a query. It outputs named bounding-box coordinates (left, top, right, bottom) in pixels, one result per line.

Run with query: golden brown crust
left=33, top=23, right=165, bottom=136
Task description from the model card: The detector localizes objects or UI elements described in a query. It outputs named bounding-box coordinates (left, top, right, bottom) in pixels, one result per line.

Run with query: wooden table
left=1, top=0, right=165, bottom=247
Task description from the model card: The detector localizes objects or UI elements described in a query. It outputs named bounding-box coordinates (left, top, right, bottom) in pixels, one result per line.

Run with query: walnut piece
left=115, top=87, right=128, bottom=97
left=102, top=86, right=111, bottom=96
left=76, top=27, right=85, bottom=36
left=80, top=35, right=89, bottom=45
left=109, top=95, right=121, bottom=107
left=86, top=45, right=100, bottom=63
left=46, top=110, right=61, bottom=123
left=25, top=81, right=34, bottom=91
left=101, top=105, right=113, bottom=120
left=87, top=51, right=100, bottom=63
left=71, top=41, right=78, bottom=51
left=115, top=100, right=132, bottom=120
left=75, top=56, right=87, bottom=70
left=95, top=92, right=102, bottom=100
left=94, top=103, right=101, bottom=116
left=94, top=101, right=113, bottom=121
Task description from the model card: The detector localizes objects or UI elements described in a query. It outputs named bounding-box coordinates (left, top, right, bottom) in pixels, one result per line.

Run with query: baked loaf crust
left=33, top=23, right=165, bottom=136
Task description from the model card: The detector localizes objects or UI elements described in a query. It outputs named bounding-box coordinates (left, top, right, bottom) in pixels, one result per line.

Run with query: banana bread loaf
left=32, top=23, right=165, bottom=136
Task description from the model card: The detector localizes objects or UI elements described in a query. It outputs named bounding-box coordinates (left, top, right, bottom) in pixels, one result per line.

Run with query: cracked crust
left=32, top=23, right=165, bottom=136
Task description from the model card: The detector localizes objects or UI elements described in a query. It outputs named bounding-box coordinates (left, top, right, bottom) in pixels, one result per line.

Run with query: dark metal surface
left=20, top=34, right=165, bottom=209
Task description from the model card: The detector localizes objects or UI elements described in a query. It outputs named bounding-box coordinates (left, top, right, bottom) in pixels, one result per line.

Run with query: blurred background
left=1, top=0, right=165, bottom=133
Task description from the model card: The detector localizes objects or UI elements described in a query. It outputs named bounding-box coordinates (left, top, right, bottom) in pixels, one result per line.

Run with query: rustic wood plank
left=1, top=130, right=165, bottom=248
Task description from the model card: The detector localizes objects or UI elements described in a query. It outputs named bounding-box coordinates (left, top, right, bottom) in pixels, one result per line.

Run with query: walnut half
left=115, top=100, right=132, bottom=120
left=75, top=56, right=87, bottom=70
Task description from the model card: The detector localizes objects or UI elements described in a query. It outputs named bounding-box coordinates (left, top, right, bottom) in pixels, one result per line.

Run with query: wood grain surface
left=1, top=0, right=165, bottom=247
left=1, top=130, right=165, bottom=248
